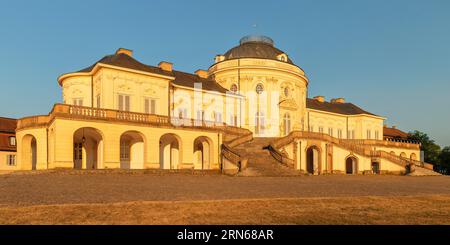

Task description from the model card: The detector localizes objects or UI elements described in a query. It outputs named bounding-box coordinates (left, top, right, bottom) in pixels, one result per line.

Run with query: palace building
left=1, top=35, right=437, bottom=175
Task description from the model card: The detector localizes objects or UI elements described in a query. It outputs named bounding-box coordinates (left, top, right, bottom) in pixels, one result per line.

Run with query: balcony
left=16, top=104, right=250, bottom=137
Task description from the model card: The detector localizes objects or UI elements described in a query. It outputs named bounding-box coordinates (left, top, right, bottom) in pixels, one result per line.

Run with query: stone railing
left=16, top=115, right=51, bottom=130
left=17, top=104, right=251, bottom=139
left=267, top=144, right=295, bottom=168
left=221, top=132, right=253, bottom=171
left=344, top=139, right=420, bottom=150
left=268, top=131, right=428, bottom=170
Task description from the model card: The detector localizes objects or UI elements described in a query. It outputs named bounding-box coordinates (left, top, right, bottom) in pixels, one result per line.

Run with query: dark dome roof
left=223, top=35, right=294, bottom=64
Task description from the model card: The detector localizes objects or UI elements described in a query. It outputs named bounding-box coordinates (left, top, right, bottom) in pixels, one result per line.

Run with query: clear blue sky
left=0, top=0, right=449, bottom=146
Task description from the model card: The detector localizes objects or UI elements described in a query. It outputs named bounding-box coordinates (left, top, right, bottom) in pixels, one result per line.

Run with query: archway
left=400, top=152, right=407, bottom=158
left=371, top=162, right=380, bottom=174
left=283, top=113, right=291, bottom=136
left=73, top=127, right=103, bottom=170
left=120, top=131, right=145, bottom=169
left=306, top=146, right=320, bottom=174
left=22, top=134, right=37, bottom=170
left=193, top=136, right=213, bottom=170
left=159, top=133, right=182, bottom=169
left=346, top=156, right=358, bottom=174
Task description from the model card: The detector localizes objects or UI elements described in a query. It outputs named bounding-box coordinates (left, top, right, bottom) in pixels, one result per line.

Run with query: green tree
left=439, top=147, right=450, bottom=174
left=407, top=130, right=441, bottom=164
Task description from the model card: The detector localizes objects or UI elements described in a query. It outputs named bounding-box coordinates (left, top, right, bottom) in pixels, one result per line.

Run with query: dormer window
left=277, top=53, right=288, bottom=62
left=9, top=136, right=16, bottom=146
left=256, top=83, right=264, bottom=94
left=230, top=84, right=238, bottom=93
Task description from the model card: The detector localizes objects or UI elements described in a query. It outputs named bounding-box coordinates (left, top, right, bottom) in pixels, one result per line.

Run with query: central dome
left=223, top=35, right=294, bottom=64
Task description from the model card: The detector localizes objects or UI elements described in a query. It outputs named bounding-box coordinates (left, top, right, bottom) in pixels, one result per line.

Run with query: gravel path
left=1, top=170, right=450, bottom=206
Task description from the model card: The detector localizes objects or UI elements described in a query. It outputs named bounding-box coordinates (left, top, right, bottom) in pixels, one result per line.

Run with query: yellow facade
left=0, top=151, right=17, bottom=171
left=6, top=36, right=427, bottom=175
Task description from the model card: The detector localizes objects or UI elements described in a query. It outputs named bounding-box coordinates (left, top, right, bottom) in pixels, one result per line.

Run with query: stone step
left=230, top=137, right=299, bottom=177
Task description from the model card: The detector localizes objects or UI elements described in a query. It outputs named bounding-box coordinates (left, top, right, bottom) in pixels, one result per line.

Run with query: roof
left=0, top=117, right=17, bottom=133
left=75, top=53, right=173, bottom=76
left=0, top=132, right=16, bottom=152
left=306, top=98, right=378, bottom=116
left=172, top=71, right=229, bottom=93
left=64, top=53, right=230, bottom=94
left=383, top=126, right=409, bottom=139
left=223, top=38, right=294, bottom=64
left=0, top=118, right=16, bottom=152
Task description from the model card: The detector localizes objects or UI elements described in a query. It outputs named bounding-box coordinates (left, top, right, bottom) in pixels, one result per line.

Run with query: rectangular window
left=178, top=108, right=188, bottom=119
left=338, top=129, right=343, bottom=139
left=375, top=130, right=379, bottom=140
left=214, top=112, right=222, bottom=123
left=144, top=98, right=157, bottom=114
left=309, top=125, right=314, bottom=132
left=196, top=110, right=205, bottom=121
left=73, top=98, right=83, bottom=106
left=6, top=155, right=16, bottom=166
left=9, top=136, right=16, bottom=146
left=367, top=130, right=371, bottom=139
left=118, top=94, right=130, bottom=111
left=150, top=99, right=156, bottom=114
left=319, top=127, right=324, bottom=133
left=328, top=128, right=333, bottom=137
left=348, top=130, right=355, bottom=139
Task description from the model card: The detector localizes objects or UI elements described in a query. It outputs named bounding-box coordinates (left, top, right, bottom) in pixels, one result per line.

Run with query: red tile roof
left=306, top=98, right=378, bottom=116
left=69, top=53, right=230, bottom=94
left=383, top=126, right=409, bottom=139
left=0, top=117, right=16, bottom=133
left=0, top=132, right=16, bottom=152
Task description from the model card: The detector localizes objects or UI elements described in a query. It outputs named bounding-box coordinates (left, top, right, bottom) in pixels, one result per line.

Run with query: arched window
left=283, top=113, right=291, bottom=136
left=230, top=84, right=238, bottom=93
left=256, top=83, right=264, bottom=94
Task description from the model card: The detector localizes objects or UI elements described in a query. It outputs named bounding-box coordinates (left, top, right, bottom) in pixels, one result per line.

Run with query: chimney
left=392, top=125, right=397, bottom=129
left=158, top=61, right=173, bottom=72
left=313, top=96, right=325, bottom=103
left=331, top=97, right=346, bottom=103
left=116, top=48, right=133, bottom=57
left=195, top=69, right=209, bottom=79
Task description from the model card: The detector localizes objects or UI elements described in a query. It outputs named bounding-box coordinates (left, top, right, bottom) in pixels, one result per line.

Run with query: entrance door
left=346, top=158, right=353, bottom=174
left=371, top=162, right=380, bottom=174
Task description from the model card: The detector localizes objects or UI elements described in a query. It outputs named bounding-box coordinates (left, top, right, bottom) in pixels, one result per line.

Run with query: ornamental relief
left=71, top=88, right=84, bottom=97
left=116, top=83, right=132, bottom=93
left=63, top=79, right=89, bottom=88
left=279, top=98, right=298, bottom=110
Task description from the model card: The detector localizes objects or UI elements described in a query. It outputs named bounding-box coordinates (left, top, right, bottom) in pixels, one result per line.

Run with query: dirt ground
left=1, top=170, right=450, bottom=224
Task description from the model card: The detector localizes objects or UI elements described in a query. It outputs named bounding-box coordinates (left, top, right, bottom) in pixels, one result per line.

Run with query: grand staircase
left=224, top=131, right=441, bottom=176
left=231, top=137, right=302, bottom=176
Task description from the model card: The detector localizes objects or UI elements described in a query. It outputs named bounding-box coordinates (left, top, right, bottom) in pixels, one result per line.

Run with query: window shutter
left=118, top=95, right=123, bottom=110
left=125, top=96, right=130, bottom=111
left=144, top=99, right=149, bottom=114
left=151, top=99, right=156, bottom=114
